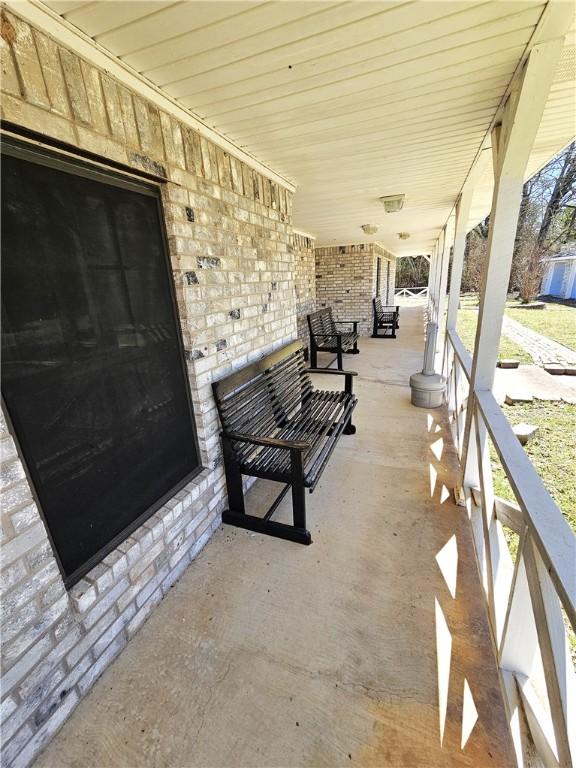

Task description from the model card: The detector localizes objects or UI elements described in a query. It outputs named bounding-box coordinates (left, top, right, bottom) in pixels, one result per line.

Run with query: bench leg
left=222, top=509, right=311, bottom=544
left=310, top=344, right=318, bottom=369
left=221, top=444, right=312, bottom=545
left=290, top=449, right=307, bottom=530
left=222, top=437, right=245, bottom=514
left=343, top=376, right=356, bottom=435
left=336, top=336, right=343, bottom=370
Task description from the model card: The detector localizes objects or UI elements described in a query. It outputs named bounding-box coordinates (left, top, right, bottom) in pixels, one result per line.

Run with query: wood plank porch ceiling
left=44, top=1, right=575, bottom=255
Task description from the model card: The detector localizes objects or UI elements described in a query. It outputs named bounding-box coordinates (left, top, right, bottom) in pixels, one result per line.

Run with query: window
left=1, top=141, right=201, bottom=586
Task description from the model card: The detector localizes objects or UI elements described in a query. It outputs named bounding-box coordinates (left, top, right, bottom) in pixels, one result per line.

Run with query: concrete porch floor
left=34, top=305, right=515, bottom=768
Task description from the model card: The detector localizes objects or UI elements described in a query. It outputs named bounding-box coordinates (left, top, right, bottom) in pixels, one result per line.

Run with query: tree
left=395, top=255, right=429, bottom=288
left=462, top=219, right=489, bottom=293
left=515, top=141, right=576, bottom=301
left=461, top=141, right=576, bottom=301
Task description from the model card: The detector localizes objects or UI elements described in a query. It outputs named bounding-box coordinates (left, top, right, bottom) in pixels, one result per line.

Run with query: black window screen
left=1, top=143, right=201, bottom=586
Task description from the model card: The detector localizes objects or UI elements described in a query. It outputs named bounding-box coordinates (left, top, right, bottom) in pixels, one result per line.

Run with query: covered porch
left=1, top=2, right=575, bottom=767
left=33, top=304, right=515, bottom=767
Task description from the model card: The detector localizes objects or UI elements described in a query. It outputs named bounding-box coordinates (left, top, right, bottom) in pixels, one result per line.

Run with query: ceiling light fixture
left=398, top=232, right=410, bottom=240
left=380, top=194, right=405, bottom=213
left=361, top=223, right=379, bottom=235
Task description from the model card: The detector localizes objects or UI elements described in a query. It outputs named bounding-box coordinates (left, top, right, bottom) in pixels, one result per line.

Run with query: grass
left=490, top=400, right=576, bottom=533
left=489, top=400, right=576, bottom=660
left=456, top=305, right=533, bottom=362
left=457, top=292, right=576, bottom=353
left=454, top=295, right=576, bottom=653
left=506, top=298, right=576, bottom=352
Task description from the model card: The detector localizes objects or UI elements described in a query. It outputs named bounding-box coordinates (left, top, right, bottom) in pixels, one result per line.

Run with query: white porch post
left=429, top=228, right=445, bottom=323
left=465, top=39, right=565, bottom=392
left=445, top=146, right=491, bottom=332
left=460, top=38, right=562, bottom=624
left=434, top=229, right=446, bottom=321
left=435, top=216, right=455, bottom=368
left=427, top=243, right=438, bottom=319
left=445, top=194, right=472, bottom=332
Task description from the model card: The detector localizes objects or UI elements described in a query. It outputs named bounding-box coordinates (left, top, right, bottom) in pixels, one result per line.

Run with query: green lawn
left=490, top=400, right=576, bottom=659
left=457, top=293, right=576, bottom=353
left=491, top=400, right=576, bottom=533
left=455, top=296, right=575, bottom=654
left=456, top=306, right=533, bottom=362
left=506, top=299, right=576, bottom=352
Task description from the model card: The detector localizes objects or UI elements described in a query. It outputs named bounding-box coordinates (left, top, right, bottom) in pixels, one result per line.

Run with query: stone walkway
left=502, top=314, right=576, bottom=367
left=494, top=366, right=576, bottom=405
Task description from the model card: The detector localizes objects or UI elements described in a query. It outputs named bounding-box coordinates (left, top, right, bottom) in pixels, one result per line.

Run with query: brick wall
left=0, top=9, right=296, bottom=767
left=374, top=243, right=398, bottom=306
left=315, top=243, right=396, bottom=336
left=292, top=232, right=316, bottom=353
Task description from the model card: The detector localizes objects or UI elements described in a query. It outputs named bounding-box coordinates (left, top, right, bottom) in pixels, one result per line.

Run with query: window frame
left=1, top=137, right=204, bottom=589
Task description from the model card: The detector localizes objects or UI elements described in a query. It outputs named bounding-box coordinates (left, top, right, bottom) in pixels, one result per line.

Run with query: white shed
left=540, top=247, right=576, bottom=299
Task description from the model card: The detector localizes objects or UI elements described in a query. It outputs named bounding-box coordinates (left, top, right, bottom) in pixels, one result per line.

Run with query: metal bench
left=307, top=307, right=359, bottom=370
left=212, top=341, right=358, bottom=545
left=372, top=298, right=400, bottom=338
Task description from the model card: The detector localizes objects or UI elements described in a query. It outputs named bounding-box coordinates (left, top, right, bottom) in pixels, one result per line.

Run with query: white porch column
left=470, top=39, right=565, bottom=391
left=461, top=37, right=567, bottom=482
left=435, top=215, right=455, bottom=367
left=445, top=146, right=491, bottom=332
left=427, top=243, right=438, bottom=319
left=429, top=229, right=445, bottom=323
left=435, top=229, right=446, bottom=319
left=445, top=194, right=471, bottom=332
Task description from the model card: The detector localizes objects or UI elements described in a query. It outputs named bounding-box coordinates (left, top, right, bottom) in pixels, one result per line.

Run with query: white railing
left=444, top=328, right=576, bottom=768
left=394, top=286, right=429, bottom=298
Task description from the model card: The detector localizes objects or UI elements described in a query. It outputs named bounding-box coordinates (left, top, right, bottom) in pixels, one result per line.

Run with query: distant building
left=540, top=247, right=576, bottom=299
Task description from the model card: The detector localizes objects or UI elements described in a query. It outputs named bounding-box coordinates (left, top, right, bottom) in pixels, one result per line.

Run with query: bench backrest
left=373, top=297, right=399, bottom=315
left=307, top=307, right=337, bottom=341
left=212, top=341, right=312, bottom=443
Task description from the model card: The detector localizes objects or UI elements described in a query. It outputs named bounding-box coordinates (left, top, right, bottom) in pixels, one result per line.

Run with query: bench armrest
left=334, top=320, right=359, bottom=334
left=306, top=369, right=358, bottom=377
left=305, top=368, right=356, bottom=395
left=224, top=431, right=310, bottom=452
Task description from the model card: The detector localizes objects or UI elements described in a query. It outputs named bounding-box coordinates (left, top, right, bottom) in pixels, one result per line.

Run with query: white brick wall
left=293, top=232, right=317, bottom=353
left=0, top=9, right=297, bottom=767
left=314, top=243, right=396, bottom=335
